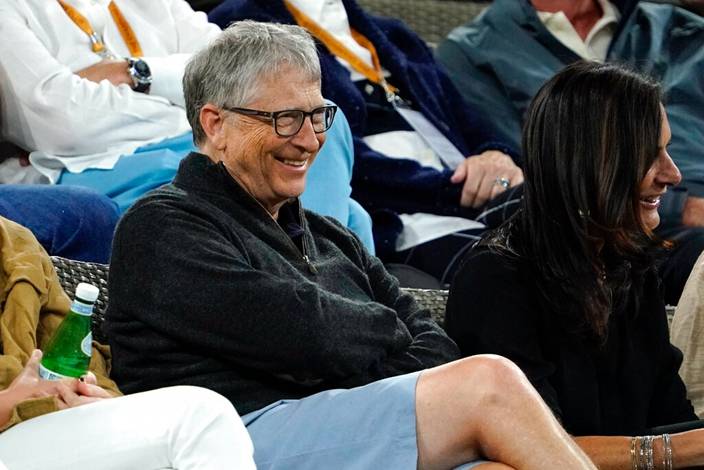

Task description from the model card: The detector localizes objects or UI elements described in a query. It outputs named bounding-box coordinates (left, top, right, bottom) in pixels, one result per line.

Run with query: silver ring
left=494, top=176, right=510, bottom=189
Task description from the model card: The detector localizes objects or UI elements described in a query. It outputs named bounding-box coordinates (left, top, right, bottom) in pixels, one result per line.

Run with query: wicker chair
left=51, top=256, right=111, bottom=344
left=357, top=0, right=490, bottom=46
left=50, top=256, right=450, bottom=344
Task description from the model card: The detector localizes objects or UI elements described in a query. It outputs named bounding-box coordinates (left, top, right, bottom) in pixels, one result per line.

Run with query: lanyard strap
left=283, top=0, right=397, bottom=97
left=57, top=0, right=143, bottom=57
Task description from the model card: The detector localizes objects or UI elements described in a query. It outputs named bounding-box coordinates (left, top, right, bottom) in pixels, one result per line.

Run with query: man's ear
left=199, top=103, right=228, bottom=150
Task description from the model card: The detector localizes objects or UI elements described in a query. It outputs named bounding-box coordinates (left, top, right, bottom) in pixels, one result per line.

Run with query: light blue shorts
left=243, top=371, right=485, bottom=469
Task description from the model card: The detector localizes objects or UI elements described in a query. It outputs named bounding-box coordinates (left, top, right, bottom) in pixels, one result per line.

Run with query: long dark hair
left=511, top=61, right=664, bottom=338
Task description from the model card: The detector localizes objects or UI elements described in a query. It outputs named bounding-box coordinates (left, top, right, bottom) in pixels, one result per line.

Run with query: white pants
left=0, top=386, right=255, bottom=470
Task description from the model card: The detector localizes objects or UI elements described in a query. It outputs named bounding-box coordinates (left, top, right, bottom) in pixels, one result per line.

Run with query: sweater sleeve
left=362, top=247, right=460, bottom=375
left=108, top=202, right=441, bottom=387
left=445, top=248, right=564, bottom=420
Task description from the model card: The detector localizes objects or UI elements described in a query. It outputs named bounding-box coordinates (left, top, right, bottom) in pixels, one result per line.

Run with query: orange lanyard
left=57, top=0, right=143, bottom=57
left=284, top=0, right=398, bottom=98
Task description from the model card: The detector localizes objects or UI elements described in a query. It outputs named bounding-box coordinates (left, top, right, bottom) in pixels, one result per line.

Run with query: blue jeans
left=0, top=185, right=119, bottom=263
left=58, top=107, right=375, bottom=253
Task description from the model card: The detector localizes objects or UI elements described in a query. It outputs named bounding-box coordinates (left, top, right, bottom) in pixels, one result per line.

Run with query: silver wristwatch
left=126, top=57, right=152, bottom=93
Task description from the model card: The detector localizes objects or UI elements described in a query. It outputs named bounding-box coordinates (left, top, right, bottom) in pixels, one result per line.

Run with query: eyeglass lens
left=275, top=107, right=335, bottom=136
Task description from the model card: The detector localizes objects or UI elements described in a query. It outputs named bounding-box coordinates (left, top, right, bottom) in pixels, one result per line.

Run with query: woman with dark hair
left=446, top=61, right=704, bottom=468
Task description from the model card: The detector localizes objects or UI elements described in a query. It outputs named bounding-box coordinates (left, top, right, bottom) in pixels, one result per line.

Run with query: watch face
left=129, top=58, right=152, bottom=92
left=134, top=60, right=150, bottom=77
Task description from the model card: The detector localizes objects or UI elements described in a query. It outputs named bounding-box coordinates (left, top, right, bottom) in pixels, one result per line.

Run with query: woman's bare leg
left=416, top=355, right=595, bottom=470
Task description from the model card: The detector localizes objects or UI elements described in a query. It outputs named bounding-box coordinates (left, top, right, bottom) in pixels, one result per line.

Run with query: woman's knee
left=425, top=355, right=530, bottom=406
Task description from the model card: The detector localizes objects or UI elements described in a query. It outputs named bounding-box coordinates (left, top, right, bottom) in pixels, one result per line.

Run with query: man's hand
left=450, top=150, right=524, bottom=208
left=76, top=59, right=132, bottom=88
left=683, top=196, right=704, bottom=227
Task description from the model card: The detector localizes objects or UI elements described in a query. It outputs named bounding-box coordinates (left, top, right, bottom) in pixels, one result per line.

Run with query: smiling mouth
left=275, top=157, right=307, bottom=168
left=639, top=195, right=662, bottom=207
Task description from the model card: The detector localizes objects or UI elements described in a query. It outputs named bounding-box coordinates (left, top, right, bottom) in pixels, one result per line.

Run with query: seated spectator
left=447, top=61, right=704, bottom=467
left=0, top=216, right=255, bottom=470
left=437, top=0, right=704, bottom=302
left=0, top=185, right=118, bottom=263
left=671, top=251, right=704, bottom=417
left=209, top=0, right=524, bottom=285
left=0, top=353, right=256, bottom=470
left=0, top=0, right=220, bottom=212
left=106, top=21, right=596, bottom=469
left=0, top=0, right=373, bottom=250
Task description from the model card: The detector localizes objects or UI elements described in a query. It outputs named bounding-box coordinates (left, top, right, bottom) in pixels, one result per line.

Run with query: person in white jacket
left=0, top=0, right=219, bottom=208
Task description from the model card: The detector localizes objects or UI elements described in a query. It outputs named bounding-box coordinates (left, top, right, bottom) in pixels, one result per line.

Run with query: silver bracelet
left=645, top=435, right=655, bottom=470
left=631, top=436, right=640, bottom=470
left=639, top=435, right=647, bottom=470
left=637, top=435, right=655, bottom=470
left=662, top=433, right=673, bottom=470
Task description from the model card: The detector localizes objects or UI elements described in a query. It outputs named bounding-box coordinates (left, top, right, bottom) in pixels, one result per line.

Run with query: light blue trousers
left=58, top=107, right=374, bottom=253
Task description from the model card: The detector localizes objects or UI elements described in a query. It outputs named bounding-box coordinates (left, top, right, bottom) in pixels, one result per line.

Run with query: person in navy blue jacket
left=209, top=0, right=523, bottom=285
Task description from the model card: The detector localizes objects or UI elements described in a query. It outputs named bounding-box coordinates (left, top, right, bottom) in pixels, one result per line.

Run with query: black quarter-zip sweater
left=106, top=152, right=459, bottom=414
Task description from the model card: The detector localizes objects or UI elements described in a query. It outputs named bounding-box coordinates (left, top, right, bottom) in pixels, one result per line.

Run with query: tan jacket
left=0, top=217, right=120, bottom=430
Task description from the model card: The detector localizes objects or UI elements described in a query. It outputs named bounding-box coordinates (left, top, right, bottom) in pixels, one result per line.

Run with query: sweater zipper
left=220, top=164, right=317, bottom=274
left=265, top=202, right=317, bottom=275
left=298, top=204, right=317, bottom=275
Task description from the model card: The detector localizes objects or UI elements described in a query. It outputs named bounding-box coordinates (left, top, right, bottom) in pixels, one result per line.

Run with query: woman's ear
left=199, top=103, right=228, bottom=151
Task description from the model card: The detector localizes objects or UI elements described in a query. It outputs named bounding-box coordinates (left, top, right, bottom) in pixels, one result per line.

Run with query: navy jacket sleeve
left=358, top=239, right=461, bottom=377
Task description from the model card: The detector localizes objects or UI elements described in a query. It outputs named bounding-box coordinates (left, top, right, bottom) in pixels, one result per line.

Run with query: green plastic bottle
left=39, top=282, right=99, bottom=380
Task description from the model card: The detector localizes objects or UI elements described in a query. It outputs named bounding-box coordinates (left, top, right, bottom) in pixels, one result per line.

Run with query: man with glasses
left=106, top=21, right=596, bottom=469
left=209, top=0, right=525, bottom=288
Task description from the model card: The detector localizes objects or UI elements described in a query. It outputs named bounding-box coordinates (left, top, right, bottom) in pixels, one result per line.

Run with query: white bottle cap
left=75, top=283, right=99, bottom=303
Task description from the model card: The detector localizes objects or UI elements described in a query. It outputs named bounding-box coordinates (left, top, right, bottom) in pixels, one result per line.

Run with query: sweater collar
left=172, top=151, right=304, bottom=222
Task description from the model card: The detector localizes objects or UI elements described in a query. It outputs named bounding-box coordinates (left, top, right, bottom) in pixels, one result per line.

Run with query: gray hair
left=184, top=20, right=322, bottom=145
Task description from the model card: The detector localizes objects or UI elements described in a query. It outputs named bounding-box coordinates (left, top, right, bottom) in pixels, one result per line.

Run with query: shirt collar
left=537, top=0, right=620, bottom=32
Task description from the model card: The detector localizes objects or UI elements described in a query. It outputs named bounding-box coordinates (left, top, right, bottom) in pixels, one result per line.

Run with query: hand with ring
left=494, top=176, right=511, bottom=189
left=451, top=150, right=524, bottom=208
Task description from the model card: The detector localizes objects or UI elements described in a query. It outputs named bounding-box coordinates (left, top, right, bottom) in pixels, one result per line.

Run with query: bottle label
left=38, top=364, right=71, bottom=381
left=71, top=299, right=94, bottom=316
left=81, top=332, right=93, bottom=356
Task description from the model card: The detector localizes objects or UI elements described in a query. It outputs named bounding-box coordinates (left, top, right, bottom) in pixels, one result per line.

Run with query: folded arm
left=109, top=205, right=452, bottom=387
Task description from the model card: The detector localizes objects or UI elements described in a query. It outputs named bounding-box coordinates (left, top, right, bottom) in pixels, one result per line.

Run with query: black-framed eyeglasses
left=223, top=104, right=338, bottom=137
